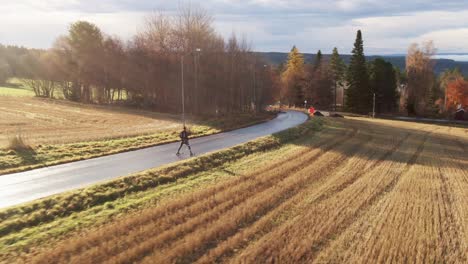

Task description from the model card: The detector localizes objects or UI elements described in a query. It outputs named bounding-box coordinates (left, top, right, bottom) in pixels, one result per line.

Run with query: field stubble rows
left=16, top=117, right=468, bottom=263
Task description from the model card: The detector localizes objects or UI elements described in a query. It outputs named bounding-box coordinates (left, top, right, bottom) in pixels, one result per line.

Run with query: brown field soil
left=7, top=117, right=468, bottom=263
left=0, top=96, right=272, bottom=174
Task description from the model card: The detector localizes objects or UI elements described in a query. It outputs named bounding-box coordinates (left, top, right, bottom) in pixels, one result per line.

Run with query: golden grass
left=0, top=96, right=273, bottom=174
left=0, top=96, right=182, bottom=147
left=10, top=117, right=468, bottom=264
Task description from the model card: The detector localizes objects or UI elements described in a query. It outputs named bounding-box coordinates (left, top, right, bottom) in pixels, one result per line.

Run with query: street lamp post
left=252, top=58, right=256, bottom=113
left=181, top=55, right=185, bottom=127
left=261, top=64, right=267, bottom=111
left=181, top=48, right=202, bottom=127
left=194, top=48, right=201, bottom=114
left=372, top=93, right=376, bottom=118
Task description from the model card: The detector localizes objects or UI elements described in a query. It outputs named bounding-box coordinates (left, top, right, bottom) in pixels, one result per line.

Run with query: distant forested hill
left=258, top=52, right=468, bottom=76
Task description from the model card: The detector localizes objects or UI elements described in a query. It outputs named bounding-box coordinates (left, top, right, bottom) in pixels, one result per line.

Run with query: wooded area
left=279, top=31, right=467, bottom=117
left=0, top=7, right=279, bottom=115
left=1, top=8, right=466, bottom=117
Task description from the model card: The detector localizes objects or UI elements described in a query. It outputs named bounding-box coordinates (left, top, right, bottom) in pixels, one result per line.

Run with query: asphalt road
left=0, top=111, right=308, bottom=209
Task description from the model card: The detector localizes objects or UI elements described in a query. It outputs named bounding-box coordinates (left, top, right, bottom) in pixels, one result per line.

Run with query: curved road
left=0, top=111, right=307, bottom=209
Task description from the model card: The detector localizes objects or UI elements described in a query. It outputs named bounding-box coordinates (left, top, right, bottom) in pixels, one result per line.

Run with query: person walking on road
left=176, top=126, right=194, bottom=156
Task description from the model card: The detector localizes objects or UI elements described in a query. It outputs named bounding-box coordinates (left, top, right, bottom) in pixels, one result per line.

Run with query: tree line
left=404, top=42, right=468, bottom=116
left=0, top=6, right=278, bottom=115
left=280, top=30, right=467, bottom=116
left=2, top=15, right=466, bottom=117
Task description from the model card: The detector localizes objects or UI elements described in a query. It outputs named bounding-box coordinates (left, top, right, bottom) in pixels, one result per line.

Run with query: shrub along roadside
left=0, top=116, right=320, bottom=238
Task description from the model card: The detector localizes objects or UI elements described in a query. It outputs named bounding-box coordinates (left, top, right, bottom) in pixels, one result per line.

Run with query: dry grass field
left=0, top=96, right=182, bottom=147
left=4, top=117, right=468, bottom=263
left=0, top=96, right=271, bottom=174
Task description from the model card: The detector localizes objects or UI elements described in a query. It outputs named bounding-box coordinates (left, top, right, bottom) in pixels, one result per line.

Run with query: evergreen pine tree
left=307, top=49, right=333, bottom=109
left=346, top=30, right=372, bottom=114
left=314, top=50, right=322, bottom=71
left=369, top=58, right=398, bottom=113
left=330, top=47, right=345, bottom=110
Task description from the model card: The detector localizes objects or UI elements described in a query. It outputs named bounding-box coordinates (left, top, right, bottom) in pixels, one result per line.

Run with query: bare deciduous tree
left=0, top=5, right=279, bottom=116
left=406, top=41, right=436, bottom=115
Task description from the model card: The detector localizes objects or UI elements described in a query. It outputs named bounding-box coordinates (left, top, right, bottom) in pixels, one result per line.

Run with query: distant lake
left=433, top=55, right=468, bottom=62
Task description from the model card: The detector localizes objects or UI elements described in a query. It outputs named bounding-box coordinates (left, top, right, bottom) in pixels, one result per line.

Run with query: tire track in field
left=195, top=125, right=421, bottom=263
left=98, top=127, right=360, bottom=260
left=298, top=129, right=434, bottom=262
left=82, top=129, right=351, bottom=250
left=198, top=124, right=422, bottom=263
left=452, top=136, right=467, bottom=153
left=448, top=139, right=468, bottom=184
left=312, top=130, right=463, bottom=263
left=142, top=126, right=369, bottom=264
left=192, top=128, right=385, bottom=263
left=437, top=167, right=466, bottom=262
left=131, top=125, right=357, bottom=262
left=312, top=131, right=412, bottom=204
left=234, top=128, right=433, bottom=263
left=436, top=134, right=468, bottom=261
left=30, top=123, right=358, bottom=264
left=313, top=129, right=467, bottom=263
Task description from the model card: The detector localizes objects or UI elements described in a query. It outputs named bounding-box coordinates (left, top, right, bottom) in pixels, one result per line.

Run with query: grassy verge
left=0, top=113, right=273, bottom=175
left=0, top=87, right=35, bottom=97
left=0, top=117, right=325, bottom=259
left=0, top=79, right=35, bottom=97
left=378, top=115, right=468, bottom=128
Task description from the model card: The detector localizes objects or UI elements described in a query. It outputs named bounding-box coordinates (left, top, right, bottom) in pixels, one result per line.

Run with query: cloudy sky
left=1, top=0, right=468, bottom=54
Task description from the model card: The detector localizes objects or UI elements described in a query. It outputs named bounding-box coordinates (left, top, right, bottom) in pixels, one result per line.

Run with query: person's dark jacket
left=180, top=130, right=190, bottom=143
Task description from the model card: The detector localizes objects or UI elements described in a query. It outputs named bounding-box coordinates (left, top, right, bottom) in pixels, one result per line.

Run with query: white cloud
left=0, top=9, right=144, bottom=48
left=336, top=0, right=375, bottom=12
left=419, top=28, right=468, bottom=53
left=349, top=10, right=468, bottom=53
left=1, top=0, right=468, bottom=54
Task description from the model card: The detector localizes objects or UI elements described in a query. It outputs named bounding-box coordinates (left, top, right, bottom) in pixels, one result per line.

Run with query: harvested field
left=0, top=96, right=271, bottom=174
left=0, top=96, right=181, bottom=147
left=8, top=117, right=468, bottom=263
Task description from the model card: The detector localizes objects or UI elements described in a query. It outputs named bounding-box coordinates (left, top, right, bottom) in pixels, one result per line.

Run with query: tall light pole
left=194, top=48, right=201, bottom=114
left=181, top=48, right=201, bottom=127
left=259, top=64, right=267, bottom=112
left=372, top=92, right=376, bottom=118
left=181, top=55, right=185, bottom=127
left=252, top=57, right=256, bottom=113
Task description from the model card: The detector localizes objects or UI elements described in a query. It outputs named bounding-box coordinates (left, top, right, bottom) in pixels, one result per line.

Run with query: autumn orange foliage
left=446, top=78, right=468, bottom=110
